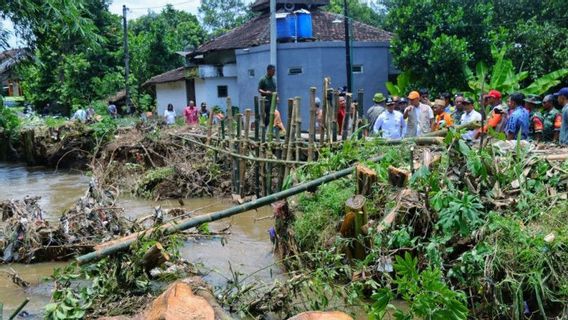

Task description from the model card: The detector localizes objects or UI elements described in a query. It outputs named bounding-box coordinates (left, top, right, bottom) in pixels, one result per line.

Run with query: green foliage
left=135, top=167, right=175, bottom=198
left=89, top=116, right=117, bottom=141
left=294, top=179, right=355, bottom=251
left=325, top=0, right=387, bottom=29
left=370, top=253, right=468, bottom=320
left=0, top=105, right=21, bottom=141
left=385, top=71, right=412, bottom=97
left=198, top=0, right=251, bottom=37
left=432, top=189, right=484, bottom=237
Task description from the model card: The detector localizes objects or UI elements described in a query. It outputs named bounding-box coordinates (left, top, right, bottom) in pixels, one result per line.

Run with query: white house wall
left=156, top=81, right=187, bottom=116
left=194, top=77, right=239, bottom=110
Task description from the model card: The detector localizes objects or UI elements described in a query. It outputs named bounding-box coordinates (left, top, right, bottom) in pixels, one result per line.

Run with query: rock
left=288, top=311, right=354, bottom=320
left=144, top=281, right=215, bottom=320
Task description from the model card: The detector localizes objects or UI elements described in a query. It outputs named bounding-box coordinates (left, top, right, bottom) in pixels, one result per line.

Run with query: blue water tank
left=295, top=9, right=313, bottom=39
left=287, top=13, right=297, bottom=38
left=276, top=13, right=291, bottom=39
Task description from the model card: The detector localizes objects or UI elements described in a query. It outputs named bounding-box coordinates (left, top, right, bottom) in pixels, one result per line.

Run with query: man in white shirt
left=373, top=98, right=406, bottom=139
left=404, top=91, right=434, bottom=137
left=460, top=98, right=482, bottom=140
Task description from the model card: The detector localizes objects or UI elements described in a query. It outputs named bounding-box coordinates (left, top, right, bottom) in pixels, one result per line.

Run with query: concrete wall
left=194, top=77, right=239, bottom=110
left=236, top=41, right=391, bottom=129
left=156, top=81, right=187, bottom=116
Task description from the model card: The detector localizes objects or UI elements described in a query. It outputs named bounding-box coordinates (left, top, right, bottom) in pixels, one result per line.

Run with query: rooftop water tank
left=295, top=9, right=313, bottom=39
left=276, top=13, right=291, bottom=39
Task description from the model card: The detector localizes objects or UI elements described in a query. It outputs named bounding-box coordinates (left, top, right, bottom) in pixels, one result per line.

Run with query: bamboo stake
left=308, top=87, right=316, bottom=161
left=206, top=109, right=214, bottom=145
left=320, top=77, right=329, bottom=144
left=226, top=97, right=233, bottom=139
left=76, top=155, right=385, bottom=265
left=253, top=97, right=261, bottom=198
left=282, top=98, right=295, bottom=190
left=332, top=90, right=339, bottom=142
left=284, top=99, right=298, bottom=182
left=235, top=113, right=242, bottom=195
left=266, top=92, right=278, bottom=195
left=241, top=109, right=251, bottom=197
left=342, top=93, right=352, bottom=140
left=274, top=128, right=283, bottom=192
left=260, top=96, right=267, bottom=196
left=295, top=96, right=302, bottom=162
left=357, top=89, right=364, bottom=139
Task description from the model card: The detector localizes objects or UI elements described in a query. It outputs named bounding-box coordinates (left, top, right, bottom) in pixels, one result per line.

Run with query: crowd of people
left=369, top=87, right=568, bottom=144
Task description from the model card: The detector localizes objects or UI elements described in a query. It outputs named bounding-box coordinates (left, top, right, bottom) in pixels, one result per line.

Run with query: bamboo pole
left=9, top=298, right=30, bottom=320
left=253, top=97, right=261, bottom=198
left=342, top=93, right=352, bottom=140
left=284, top=99, right=298, bottom=181
left=235, top=113, right=242, bottom=195
left=308, top=87, right=316, bottom=161
left=332, top=90, right=339, bottom=142
left=241, top=109, right=251, bottom=197
left=295, top=96, right=302, bottom=162
left=320, top=77, right=329, bottom=144
left=206, top=109, right=214, bottom=145
left=259, top=96, right=267, bottom=196
left=357, top=89, right=364, bottom=139
left=266, top=92, right=278, bottom=195
left=76, top=155, right=385, bottom=265
left=226, top=97, right=233, bottom=139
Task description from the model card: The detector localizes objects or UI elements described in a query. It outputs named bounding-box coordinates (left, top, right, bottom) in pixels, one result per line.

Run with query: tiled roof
left=143, top=67, right=186, bottom=86
left=251, top=0, right=330, bottom=12
left=194, top=10, right=392, bottom=55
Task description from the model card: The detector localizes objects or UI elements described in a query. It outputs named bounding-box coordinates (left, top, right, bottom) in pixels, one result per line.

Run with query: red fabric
left=337, top=105, right=346, bottom=132
left=183, top=106, right=198, bottom=125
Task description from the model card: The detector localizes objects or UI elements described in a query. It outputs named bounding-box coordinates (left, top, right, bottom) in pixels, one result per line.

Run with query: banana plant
left=386, top=70, right=412, bottom=97
left=465, top=45, right=568, bottom=96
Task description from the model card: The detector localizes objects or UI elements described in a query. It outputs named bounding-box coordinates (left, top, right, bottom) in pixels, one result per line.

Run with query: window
left=352, top=65, right=363, bottom=73
left=217, top=85, right=228, bottom=98
left=248, top=69, right=255, bottom=77
left=288, top=67, right=303, bottom=75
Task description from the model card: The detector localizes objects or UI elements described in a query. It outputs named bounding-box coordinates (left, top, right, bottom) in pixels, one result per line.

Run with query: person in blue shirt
left=504, top=92, right=530, bottom=140
left=556, top=87, right=568, bottom=145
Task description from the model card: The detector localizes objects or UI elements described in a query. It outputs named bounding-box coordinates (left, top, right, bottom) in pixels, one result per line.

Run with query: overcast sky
left=4, top=0, right=254, bottom=48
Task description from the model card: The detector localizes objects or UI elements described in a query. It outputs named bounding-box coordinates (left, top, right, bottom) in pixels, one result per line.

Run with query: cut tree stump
left=356, top=164, right=377, bottom=196
left=388, top=166, right=410, bottom=187
left=345, top=195, right=368, bottom=260
left=141, top=242, right=170, bottom=273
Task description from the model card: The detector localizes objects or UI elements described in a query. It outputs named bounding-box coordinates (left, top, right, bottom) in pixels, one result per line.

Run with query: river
left=0, top=163, right=280, bottom=318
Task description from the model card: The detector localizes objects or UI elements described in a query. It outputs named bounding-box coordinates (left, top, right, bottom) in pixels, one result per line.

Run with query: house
left=148, top=0, right=395, bottom=127
left=0, top=48, right=30, bottom=98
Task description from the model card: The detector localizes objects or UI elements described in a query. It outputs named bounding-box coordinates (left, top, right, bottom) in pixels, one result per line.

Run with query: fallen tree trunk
left=141, top=243, right=169, bottom=273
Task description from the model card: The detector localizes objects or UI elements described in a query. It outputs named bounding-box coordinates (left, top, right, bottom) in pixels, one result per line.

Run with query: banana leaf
left=522, top=68, right=568, bottom=95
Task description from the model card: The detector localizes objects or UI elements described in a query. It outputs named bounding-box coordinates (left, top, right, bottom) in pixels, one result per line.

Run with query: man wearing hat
left=485, top=90, right=507, bottom=113
left=504, top=92, right=530, bottom=140
left=524, top=95, right=545, bottom=141
left=475, top=89, right=508, bottom=139
left=366, top=93, right=386, bottom=129
left=541, top=94, right=562, bottom=142
left=432, top=99, right=454, bottom=131
left=404, top=91, right=434, bottom=137
left=373, top=97, right=406, bottom=139
left=556, top=87, right=568, bottom=144
left=460, top=98, right=482, bottom=140
left=452, top=94, right=465, bottom=125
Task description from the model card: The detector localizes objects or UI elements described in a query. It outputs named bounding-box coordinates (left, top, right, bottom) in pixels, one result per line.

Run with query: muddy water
left=0, top=163, right=280, bottom=318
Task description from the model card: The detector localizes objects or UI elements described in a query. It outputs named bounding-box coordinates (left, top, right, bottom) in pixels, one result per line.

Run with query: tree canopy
left=198, top=0, right=251, bottom=37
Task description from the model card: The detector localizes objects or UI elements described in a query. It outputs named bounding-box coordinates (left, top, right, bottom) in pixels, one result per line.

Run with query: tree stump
left=141, top=242, right=170, bottom=273
left=344, top=195, right=368, bottom=260
left=356, top=164, right=377, bottom=196
left=388, top=166, right=410, bottom=187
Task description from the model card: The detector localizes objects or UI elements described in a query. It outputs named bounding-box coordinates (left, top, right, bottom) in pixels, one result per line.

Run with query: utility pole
left=123, top=5, right=131, bottom=114
left=344, top=0, right=352, bottom=93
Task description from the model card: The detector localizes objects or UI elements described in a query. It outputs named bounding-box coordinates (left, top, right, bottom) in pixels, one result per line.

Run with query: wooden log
left=388, top=166, right=410, bottom=187
left=377, top=189, right=411, bottom=233
left=141, top=242, right=170, bottom=272
left=295, top=96, right=302, bottom=162
left=356, top=164, right=377, bottom=196
left=183, top=277, right=233, bottom=320
left=342, top=93, right=352, bottom=140
left=253, top=97, right=261, bottom=198
left=423, top=121, right=480, bottom=137
left=308, top=87, right=316, bottom=161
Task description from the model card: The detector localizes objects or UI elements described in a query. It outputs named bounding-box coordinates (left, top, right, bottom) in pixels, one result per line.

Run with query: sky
left=4, top=0, right=254, bottom=48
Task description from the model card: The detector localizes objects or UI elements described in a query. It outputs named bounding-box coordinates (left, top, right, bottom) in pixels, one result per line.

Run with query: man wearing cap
left=475, top=89, right=508, bottom=139
left=367, top=93, right=386, bottom=129
left=432, top=99, right=454, bottom=131
left=460, top=98, right=482, bottom=140
left=541, top=94, right=562, bottom=142
left=524, top=95, right=545, bottom=141
left=504, top=92, right=530, bottom=140
left=404, top=91, right=434, bottom=137
left=373, top=98, right=406, bottom=139
left=556, top=87, right=568, bottom=145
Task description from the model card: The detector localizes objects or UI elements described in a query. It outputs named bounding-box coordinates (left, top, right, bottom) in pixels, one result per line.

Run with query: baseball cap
left=554, top=87, right=568, bottom=98
left=543, top=94, right=555, bottom=103
left=524, top=94, right=542, bottom=105
left=408, top=91, right=420, bottom=100
left=373, top=93, right=386, bottom=103
left=398, top=98, right=408, bottom=104
left=487, top=90, right=502, bottom=100
left=315, top=97, right=321, bottom=106
left=462, top=97, right=473, bottom=105
left=386, top=97, right=395, bottom=105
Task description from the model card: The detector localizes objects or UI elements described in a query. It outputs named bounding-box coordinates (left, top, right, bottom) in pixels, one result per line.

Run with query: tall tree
left=198, top=0, right=249, bottom=37
left=325, top=0, right=387, bottom=29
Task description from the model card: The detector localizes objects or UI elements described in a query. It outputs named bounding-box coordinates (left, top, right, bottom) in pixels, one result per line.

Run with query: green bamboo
left=284, top=99, right=298, bottom=183
left=9, top=298, right=29, bottom=320
left=253, top=97, right=261, bottom=198
left=295, top=96, right=302, bottom=162
left=241, top=109, right=251, bottom=197
left=308, top=87, right=316, bottom=161
left=265, top=92, right=277, bottom=195
left=234, top=113, right=242, bottom=194
left=76, top=155, right=385, bottom=266
left=342, top=93, right=352, bottom=140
